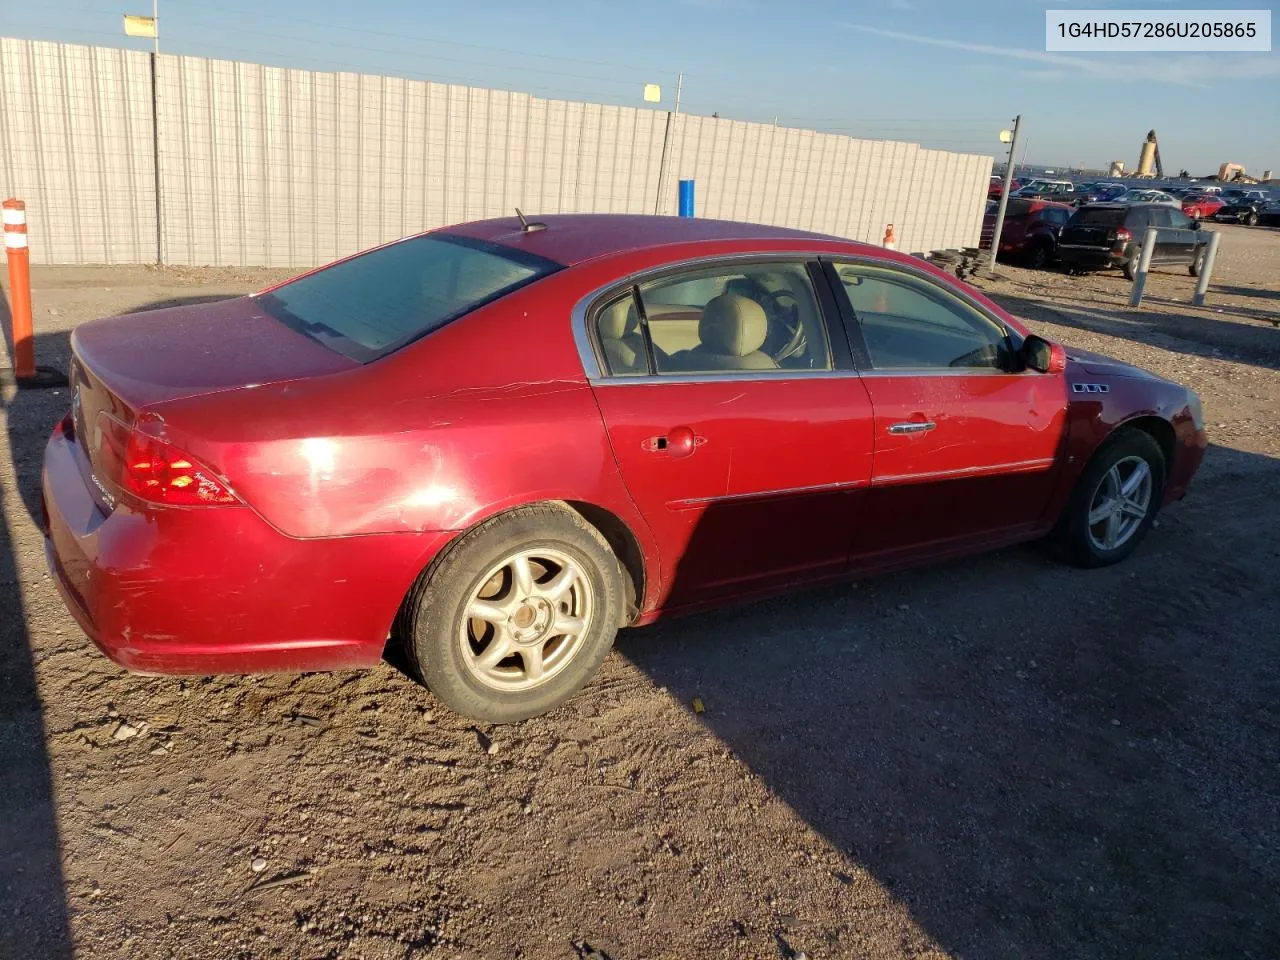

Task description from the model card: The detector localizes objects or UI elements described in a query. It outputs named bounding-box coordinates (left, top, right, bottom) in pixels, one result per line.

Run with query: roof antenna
left=515, top=207, right=546, bottom=233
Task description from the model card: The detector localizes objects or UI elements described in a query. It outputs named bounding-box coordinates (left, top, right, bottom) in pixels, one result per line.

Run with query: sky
left=3, top=0, right=1277, bottom=174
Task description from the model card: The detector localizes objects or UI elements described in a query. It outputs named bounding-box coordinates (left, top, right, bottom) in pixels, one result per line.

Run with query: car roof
left=441, top=214, right=853, bottom=267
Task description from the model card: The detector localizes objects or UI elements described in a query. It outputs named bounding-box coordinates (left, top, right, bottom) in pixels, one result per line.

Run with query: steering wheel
left=760, top=290, right=808, bottom=363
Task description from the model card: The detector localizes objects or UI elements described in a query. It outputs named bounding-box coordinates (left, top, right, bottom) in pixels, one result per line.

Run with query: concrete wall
left=1, top=37, right=993, bottom=267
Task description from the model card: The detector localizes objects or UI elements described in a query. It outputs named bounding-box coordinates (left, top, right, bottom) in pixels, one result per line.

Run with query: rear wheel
left=401, top=504, right=625, bottom=722
left=1122, top=248, right=1142, bottom=281
left=1051, top=430, right=1165, bottom=568
left=1189, top=246, right=1207, bottom=277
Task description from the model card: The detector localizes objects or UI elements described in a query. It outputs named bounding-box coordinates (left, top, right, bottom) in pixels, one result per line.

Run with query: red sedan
left=42, top=215, right=1207, bottom=721
left=1182, top=194, right=1225, bottom=219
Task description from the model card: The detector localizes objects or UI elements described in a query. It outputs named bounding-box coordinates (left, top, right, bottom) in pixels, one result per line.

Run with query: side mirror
left=1022, top=334, right=1066, bottom=374
left=1190, top=220, right=1201, bottom=230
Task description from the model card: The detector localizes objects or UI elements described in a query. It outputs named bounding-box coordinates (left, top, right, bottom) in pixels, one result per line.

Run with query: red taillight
left=1114, top=227, right=1133, bottom=242
left=120, top=429, right=240, bottom=506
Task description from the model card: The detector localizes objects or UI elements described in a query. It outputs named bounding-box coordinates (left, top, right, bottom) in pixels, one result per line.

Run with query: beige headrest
left=597, top=298, right=638, bottom=340
left=699, top=293, right=768, bottom=357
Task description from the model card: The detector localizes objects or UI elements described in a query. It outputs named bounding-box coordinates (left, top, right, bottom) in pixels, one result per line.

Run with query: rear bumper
left=1058, top=245, right=1124, bottom=269
left=42, top=424, right=448, bottom=675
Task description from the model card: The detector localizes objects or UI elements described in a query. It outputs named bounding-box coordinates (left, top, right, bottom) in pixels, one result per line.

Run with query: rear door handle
left=888, top=420, right=936, bottom=435
left=641, top=425, right=703, bottom=458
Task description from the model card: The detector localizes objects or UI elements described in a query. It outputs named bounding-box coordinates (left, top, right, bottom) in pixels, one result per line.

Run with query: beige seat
left=597, top=298, right=646, bottom=375
left=667, top=293, right=778, bottom=372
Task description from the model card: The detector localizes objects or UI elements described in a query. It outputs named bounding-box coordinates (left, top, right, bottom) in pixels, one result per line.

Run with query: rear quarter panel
left=144, top=274, right=647, bottom=543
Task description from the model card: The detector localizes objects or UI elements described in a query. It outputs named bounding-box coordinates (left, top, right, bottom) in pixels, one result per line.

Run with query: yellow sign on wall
left=123, top=15, right=157, bottom=38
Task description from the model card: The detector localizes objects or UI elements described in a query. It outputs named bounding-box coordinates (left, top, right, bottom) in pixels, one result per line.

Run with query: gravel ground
left=2, top=224, right=1278, bottom=960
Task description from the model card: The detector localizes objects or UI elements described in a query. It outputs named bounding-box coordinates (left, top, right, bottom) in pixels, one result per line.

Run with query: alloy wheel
left=1086, top=456, right=1153, bottom=551
left=459, top=548, right=594, bottom=692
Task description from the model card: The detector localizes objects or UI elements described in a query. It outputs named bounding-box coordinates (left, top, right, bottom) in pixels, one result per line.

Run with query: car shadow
left=0, top=297, right=73, bottom=958
left=617, top=442, right=1280, bottom=958
left=1210, top=284, right=1280, bottom=304
left=990, top=293, right=1280, bottom=371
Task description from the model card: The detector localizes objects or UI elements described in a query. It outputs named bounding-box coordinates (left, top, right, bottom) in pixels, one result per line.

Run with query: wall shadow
left=618, top=443, right=1280, bottom=958
left=989, top=292, right=1280, bottom=371
left=0, top=298, right=73, bottom=957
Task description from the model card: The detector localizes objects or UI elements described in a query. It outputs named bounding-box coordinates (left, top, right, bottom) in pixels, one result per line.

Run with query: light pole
left=985, top=114, right=1023, bottom=274
left=124, top=3, right=162, bottom=262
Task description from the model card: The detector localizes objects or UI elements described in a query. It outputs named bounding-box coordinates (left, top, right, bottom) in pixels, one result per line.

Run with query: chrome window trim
left=590, top=369, right=866, bottom=387
left=571, top=250, right=844, bottom=384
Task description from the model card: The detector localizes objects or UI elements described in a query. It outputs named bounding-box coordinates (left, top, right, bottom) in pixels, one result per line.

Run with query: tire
left=1246, top=211, right=1258, bottom=227
left=1189, top=246, right=1207, bottom=277
left=1051, top=429, right=1166, bottom=569
left=401, top=503, right=625, bottom=722
left=1122, top=248, right=1141, bottom=281
left=1027, top=242, right=1050, bottom=270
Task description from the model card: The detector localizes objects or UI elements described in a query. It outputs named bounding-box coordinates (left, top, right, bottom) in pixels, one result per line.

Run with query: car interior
left=594, top=262, right=1014, bottom=376
left=834, top=265, right=1012, bottom=369
left=595, top=264, right=833, bottom=375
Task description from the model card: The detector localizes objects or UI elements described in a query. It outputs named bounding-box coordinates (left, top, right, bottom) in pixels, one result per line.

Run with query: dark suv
left=1058, top=203, right=1211, bottom=280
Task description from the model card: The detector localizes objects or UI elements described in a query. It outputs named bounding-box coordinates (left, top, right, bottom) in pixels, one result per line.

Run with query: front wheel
left=1189, top=246, right=1207, bottom=277
left=1245, top=211, right=1258, bottom=227
left=1026, top=242, right=1051, bottom=270
left=401, top=504, right=625, bottom=722
left=1051, top=430, right=1165, bottom=568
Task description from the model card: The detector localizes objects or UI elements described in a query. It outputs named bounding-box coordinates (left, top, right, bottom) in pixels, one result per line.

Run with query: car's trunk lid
left=68, top=297, right=356, bottom=506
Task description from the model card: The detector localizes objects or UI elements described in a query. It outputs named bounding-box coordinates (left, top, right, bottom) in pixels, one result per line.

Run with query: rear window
left=1002, top=199, right=1034, bottom=219
left=1068, top=207, right=1125, bottom=226
left=255, top=234, right=560, bottom=362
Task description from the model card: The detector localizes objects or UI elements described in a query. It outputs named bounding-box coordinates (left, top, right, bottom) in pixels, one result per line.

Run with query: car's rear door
left=823, top=258, right=1070, bottom=567
left=582, top=257, right=874, bottom=611
left=1161, top=208, right=1200, bottom=263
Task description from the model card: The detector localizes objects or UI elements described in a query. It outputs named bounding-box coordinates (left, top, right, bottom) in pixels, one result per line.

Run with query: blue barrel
left=678, top=179, right=695, bottom=217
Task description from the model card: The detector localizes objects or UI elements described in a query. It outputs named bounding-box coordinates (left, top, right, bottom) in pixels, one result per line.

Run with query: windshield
left=255, top=234, right=561, bottom=362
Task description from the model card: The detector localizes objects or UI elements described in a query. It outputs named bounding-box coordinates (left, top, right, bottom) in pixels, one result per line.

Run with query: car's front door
left=584, top=258, right=875, bottom=611
left=824, top=259, right=1070, bottom=567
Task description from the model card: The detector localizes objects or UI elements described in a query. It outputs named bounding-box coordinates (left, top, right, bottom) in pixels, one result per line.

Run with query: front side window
left=256, top=234, right=560, bottom=362
left=596, top=262, right=832, bottom=376
left=834, top=264, right=1014, bottom=371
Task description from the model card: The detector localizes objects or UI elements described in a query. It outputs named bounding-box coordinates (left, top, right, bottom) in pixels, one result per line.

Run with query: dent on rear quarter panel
left=143, top=274, right=643, bottom=541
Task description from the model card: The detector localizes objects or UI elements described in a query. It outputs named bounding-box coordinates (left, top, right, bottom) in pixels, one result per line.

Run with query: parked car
left=41, top=214, right=1208, bottom=721
left=1115, top=189, right=1180, bottom=207
left=989, top=176, right=1021, bottom=199
left=1260, top=198, right=1280, bottom=226
left=1058, top=203, right=1212, bottom=280
left=980, top=198, right=1073, bottom=267
left=1016, top=179, right=1075, bottom=199
left=1181, top=194, right=1226, bottom=219
left=1214, top=190, right=1269, bottom=225
left=1063, top=184, right=1125, bottom=206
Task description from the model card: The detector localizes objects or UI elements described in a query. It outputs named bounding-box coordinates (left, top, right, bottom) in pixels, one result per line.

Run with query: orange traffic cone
left=882, top=224, right=896, bottom=250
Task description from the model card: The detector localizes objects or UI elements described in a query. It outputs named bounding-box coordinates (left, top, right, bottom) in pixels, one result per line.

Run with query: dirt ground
left=2, top=224, right=1278, bottom=960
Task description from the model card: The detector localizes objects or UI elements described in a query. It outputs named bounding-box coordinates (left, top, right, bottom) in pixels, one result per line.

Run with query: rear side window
left=1127, top=208, right=1152, bottom=230
left=256, top=235, right=560, bottom=362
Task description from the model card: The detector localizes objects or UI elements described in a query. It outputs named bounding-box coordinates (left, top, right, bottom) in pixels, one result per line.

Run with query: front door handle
left=888, top=420, right=936, bottom=435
